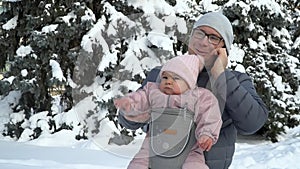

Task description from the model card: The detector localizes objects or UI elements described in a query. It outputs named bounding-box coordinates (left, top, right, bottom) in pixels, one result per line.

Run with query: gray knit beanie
left=193, top=11, right=234, bottom=55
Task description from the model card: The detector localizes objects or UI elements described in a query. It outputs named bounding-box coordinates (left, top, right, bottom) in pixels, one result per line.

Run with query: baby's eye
left=173, top=76, right=182, bottom=81
left=162, top=76, right=168, bottom=79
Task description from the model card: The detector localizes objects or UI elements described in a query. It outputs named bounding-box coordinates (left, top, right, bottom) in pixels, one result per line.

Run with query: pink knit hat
left=160, top=55, right=204, bottom=89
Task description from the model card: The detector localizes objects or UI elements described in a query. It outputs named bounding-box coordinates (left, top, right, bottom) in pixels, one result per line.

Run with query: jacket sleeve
left=118, top=66, right=162, bottom=130
left=194, top=89, right=222, bottom=144
left=213, top=70, right=269, bottom=135
left=120, top=84, right=152, bottom=122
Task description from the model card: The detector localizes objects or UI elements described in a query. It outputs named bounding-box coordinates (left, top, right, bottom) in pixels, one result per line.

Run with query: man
left=119, top=11, right=269, bottom=169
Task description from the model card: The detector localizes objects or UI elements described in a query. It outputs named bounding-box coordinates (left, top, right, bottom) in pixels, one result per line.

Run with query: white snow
left=49, top=60, right=66, bottom=82
left=2, top=76, right=15, bottom=84
left=2, top=15, right=18, bottom=30
left=1, top=90, right=300, bottom=169
left=128, top=0, right=175, bottom=15
left=252, top=0, right=284, bottom=16
left=41, top=24, right=58, bottom=33
left=16, top=45, right=33, bottom=58
left=147, top=32, right=173, bottom=51
left=1, top=110, right=300, bottom=169
left=21, top=69, right=28, bottom=77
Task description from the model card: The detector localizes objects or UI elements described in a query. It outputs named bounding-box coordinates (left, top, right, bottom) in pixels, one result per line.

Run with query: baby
left=114, top=54, right=222, bottom=169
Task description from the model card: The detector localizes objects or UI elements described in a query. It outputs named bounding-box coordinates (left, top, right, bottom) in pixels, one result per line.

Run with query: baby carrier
left=149, top=107, right=197, bottom=169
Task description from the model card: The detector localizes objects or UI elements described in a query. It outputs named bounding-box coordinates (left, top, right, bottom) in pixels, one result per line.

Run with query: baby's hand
left=197, top=135, right=213, bottom=151
left=114, top=98, right=132, bottom=114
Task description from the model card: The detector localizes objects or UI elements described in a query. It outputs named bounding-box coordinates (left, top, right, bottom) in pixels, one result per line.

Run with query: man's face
left=188, top=26, right=225, bottom=69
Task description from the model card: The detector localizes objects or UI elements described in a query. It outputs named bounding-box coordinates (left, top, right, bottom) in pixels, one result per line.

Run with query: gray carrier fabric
left=149, top=108, right=197, bottom=169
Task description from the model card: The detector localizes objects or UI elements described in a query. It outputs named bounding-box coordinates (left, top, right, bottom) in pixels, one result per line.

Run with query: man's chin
left=188, top=48, right=207, bottom=57
left=194, top=51, right=208, bottom=57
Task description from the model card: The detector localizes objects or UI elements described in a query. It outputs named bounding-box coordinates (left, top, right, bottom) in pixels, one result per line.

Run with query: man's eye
left=162, top=76, right=168, bottom=79
left=195, top=31, right=205, bottom=38
left=210, top=35, right=220, bottom=41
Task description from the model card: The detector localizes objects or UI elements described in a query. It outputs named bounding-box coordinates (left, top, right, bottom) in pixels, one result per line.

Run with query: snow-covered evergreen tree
left=0, top=0, right=95, bottom=139
left=223, top=0, right=300, bottom=142
left=0, top=0, right=299, bottom=143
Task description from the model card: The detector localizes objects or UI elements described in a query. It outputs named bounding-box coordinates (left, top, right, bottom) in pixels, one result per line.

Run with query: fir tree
left=1, top=0, right=299, bottom=143
left=223, top=0, right=300, bottom=142
left=0, top=0, right=94, bottom=139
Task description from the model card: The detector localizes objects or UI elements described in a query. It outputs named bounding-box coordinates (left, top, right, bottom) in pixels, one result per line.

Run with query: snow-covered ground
left=1, top=120, right=300, bottom=169
left=0, top=87, right=300, bottom=169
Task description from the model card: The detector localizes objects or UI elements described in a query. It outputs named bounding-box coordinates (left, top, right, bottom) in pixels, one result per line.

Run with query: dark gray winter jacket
left=118, top=67, right=269, bottom=169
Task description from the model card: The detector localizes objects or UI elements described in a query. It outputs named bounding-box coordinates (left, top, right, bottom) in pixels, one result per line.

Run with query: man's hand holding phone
left=210, top=48, right=228, bottom=79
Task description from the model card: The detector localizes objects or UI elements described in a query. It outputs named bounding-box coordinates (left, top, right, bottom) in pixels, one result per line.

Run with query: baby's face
left=159, top=71, right=189, bottom=95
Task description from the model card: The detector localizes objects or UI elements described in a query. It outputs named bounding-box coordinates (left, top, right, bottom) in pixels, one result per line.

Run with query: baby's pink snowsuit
left=121, top=55, right=222, bottom=169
